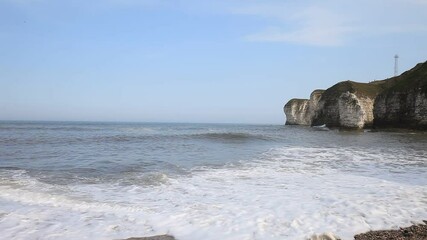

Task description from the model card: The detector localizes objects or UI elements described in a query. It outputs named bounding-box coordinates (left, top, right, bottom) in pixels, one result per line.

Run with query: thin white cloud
left=231, top=0, right=427, bottom=46
left=3, top=0, right=427, bottom=47
left=244, top=5, right=354, bottom=46
left=246, top=26, right=350, bottom=46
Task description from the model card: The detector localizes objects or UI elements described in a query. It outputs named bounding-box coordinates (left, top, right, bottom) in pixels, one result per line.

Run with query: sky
left=1, top=0, right=427, bottom=124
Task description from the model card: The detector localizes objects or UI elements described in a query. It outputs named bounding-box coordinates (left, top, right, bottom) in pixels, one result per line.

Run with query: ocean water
left=0, top=122, right=426, bottom=240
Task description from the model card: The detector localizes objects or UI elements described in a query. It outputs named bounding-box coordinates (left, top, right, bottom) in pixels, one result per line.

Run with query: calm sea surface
left=0, top=121, right=426, bottom=239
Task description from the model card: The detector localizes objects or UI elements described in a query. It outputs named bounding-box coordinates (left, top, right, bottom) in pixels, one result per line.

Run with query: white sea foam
left=0, top=146, right=426, bottom=240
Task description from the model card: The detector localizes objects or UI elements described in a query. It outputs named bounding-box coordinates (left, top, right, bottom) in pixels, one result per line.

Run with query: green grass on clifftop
left=372, top=61, right=427, bottom=95
left=321, top=60, right=427, bottom=102
left=321, top=80, right=384, bottom=102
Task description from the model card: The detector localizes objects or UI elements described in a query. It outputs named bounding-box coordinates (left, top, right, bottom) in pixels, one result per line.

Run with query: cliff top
left=322, top=80, right=383, bottom=101
left=373, top=60, right=427, bottom=94
left=320, top=60, right=427, bottom=101
left=387, top=60, right=427, bottom=94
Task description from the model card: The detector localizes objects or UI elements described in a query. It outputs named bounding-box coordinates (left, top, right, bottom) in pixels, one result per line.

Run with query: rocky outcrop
left=311, top=81, right=382, bottom=129
left=338, top=92, right=372, bottom=129
left=284, top=89, right=324, bottom=125
left=284, top=99, right=310, bottom=125
left=309, top=89, right=324, bottom=117
left=284, top=60, right=427, bottom=129
left=354, top=221, right=427, bottom=240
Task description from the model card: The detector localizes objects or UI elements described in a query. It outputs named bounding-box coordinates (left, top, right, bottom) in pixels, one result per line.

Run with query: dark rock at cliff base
left=354, top=221, right=427, bottom=240
left=123, top=235, right=175, bottom=240
left=284, top=60, right=427, bottom=130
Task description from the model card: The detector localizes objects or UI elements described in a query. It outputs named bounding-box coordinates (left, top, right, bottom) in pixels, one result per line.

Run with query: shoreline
left=125, top=221, right=427, bottom=240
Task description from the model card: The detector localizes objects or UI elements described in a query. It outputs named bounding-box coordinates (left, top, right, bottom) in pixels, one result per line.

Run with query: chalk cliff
left=373, top=61, right=427, bottom=129
left=284, top=89, right=324, bottom=125
left=311, top=81, right=382, bottom=129
left=284, top=99, right=310, bottom=125
left=284, top=61, right=427, bottom=129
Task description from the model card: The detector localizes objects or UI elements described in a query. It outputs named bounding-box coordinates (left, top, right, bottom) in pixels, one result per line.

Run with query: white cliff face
left=308, top=90, right=324, bottom=121
left=336, top=92, right=376, bottom=129
left=285, top=87, right=377, bottom=129
left=337, top=92, right=374, bottom=129
left=284, top=99, right=310, bottom=125
left=358, top=96, right=375, bottom=127
left=284, top=90, right=325, bottom=126
left=338, top=92, right=376, bottom=129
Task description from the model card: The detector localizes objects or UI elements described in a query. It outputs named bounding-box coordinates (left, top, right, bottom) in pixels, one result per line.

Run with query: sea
left=0, top=121, right=426, bottom=240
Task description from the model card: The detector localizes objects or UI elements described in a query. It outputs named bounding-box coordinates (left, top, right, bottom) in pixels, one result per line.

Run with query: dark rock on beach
left=354, top=221, right=427, bottom=240
left=120, top=223, right=427, bottom=240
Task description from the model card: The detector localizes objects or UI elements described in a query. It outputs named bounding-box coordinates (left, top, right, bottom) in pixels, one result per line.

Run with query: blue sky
left=1, top=0, right=427, bottom=124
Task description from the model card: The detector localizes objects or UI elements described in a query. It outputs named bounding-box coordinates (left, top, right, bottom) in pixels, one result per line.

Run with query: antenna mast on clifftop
left=394, top=54, right=399, bottom=76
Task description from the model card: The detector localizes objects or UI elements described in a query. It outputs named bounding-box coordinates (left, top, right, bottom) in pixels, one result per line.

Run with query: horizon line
left=0, top=119, right=283, bottom=126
